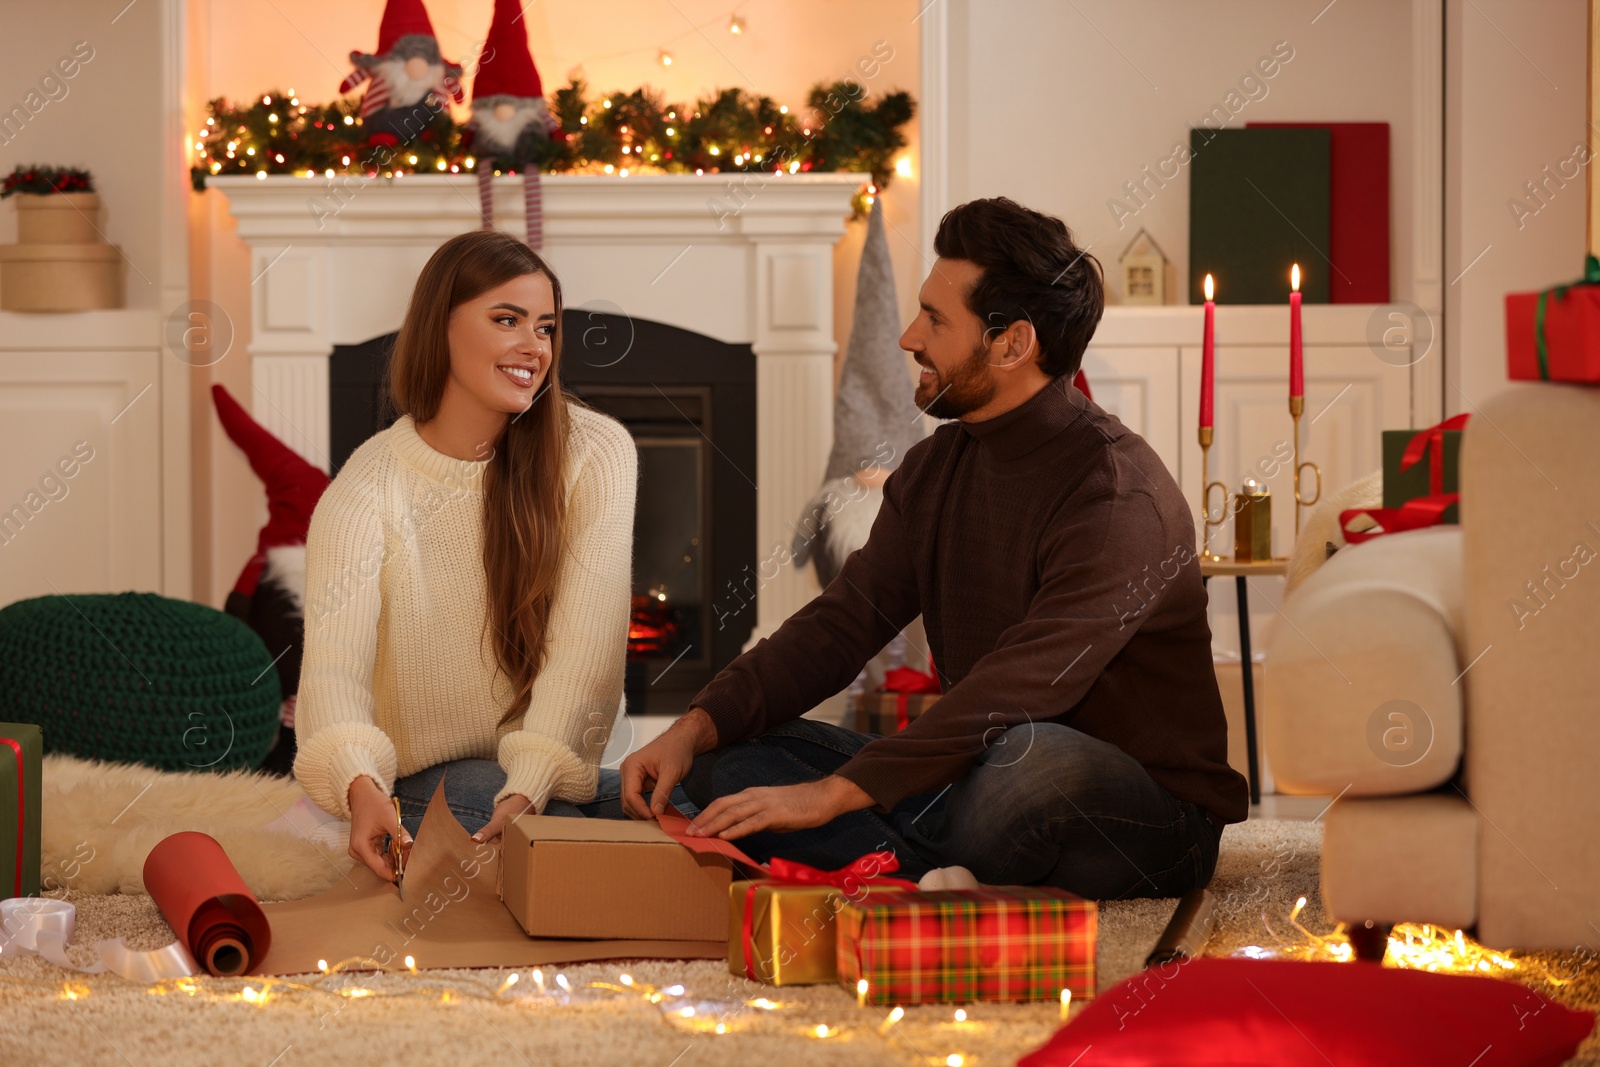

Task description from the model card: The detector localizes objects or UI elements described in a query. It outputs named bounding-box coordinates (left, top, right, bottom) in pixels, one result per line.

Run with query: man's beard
left=915, top=341, right=998, bottom=419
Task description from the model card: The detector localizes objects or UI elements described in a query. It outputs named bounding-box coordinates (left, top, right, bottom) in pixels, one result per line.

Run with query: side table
left=1200, top=557, right=1289, bottom=806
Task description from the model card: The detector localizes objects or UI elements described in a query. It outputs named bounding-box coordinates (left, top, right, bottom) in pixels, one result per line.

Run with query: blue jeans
left=391, top=761, right=700, bottom=839
left=680, top=719, right=1223, bottom=900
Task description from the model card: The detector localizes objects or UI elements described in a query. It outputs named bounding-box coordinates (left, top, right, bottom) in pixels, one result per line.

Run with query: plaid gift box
left=854, top=662, right=942, bottom=734
left=854, top=692, right=940, bottom=734
left=836, top=886, right=1096, bottom=1004
left=0, top=722, right=43, bottom=898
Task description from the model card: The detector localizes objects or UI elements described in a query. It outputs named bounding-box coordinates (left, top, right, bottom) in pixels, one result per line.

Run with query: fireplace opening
left=327, top=310, right=757, bottom=714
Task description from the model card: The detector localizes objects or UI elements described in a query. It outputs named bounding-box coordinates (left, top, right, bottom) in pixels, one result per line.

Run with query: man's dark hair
left=933, top=197, right=1105, bottom=379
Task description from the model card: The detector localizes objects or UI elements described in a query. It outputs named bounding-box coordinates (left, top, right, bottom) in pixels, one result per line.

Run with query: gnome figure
left=213, top=384, right=330, bottom=776
left=338, top=0, right=465, bottom=148
left=794, top=198, right=926, bottom=586
left=466, top=0, right=558, bottom=247
left=793, top=198, right=929, bottom=691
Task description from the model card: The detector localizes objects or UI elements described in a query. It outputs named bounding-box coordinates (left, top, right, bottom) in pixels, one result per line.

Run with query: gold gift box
left=729, top=881, right=906, bottom=986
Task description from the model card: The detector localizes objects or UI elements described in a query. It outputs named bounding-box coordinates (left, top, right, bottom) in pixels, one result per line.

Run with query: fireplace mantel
left=213, top=171, right=869, bottom=645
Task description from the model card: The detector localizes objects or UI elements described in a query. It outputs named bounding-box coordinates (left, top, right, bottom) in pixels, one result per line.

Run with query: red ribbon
left=878, top=664, right=942, bottom=730
left=2, top=738, right=22, bottom=897
left=1341, top=415, right=1472, bottom=545
left=1398, top=413, right=1470, bottom=497
left=740, top=851, right=918, bottom=981
left=1340, top=493, right=1460, bottom=545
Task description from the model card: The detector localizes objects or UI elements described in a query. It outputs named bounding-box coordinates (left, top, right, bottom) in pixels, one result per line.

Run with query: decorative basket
left=0, top=243, right=123, bottom=312
left=13, top=192, right=101, bottom=244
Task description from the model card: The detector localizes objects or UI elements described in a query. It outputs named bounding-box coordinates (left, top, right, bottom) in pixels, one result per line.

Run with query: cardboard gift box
left=729, top=853, right=917, bottom=986
left=1505, top=261, right=1600, bottom=382
left=501, top=813, right=749, bottom=943
left=0, top=722, right=43, bottom=898
left=837, top=886, right=1097, bottom=1005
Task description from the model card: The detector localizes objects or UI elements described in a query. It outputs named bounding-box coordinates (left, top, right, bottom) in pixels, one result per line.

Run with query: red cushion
left=1020, top=957, right=1593, bottom=1067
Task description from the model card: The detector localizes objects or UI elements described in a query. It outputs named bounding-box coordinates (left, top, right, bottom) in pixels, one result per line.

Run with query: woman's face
left=444, top=272, right=557, bottom=418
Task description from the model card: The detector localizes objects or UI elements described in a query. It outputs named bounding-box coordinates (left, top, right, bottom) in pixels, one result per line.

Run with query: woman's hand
left=472, top=793, right=534, bottom=844
left=348, top=774, right=410, bottom=882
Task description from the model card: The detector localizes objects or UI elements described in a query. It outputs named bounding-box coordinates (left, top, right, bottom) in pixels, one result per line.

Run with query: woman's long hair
left=388, top=229, right=571, bottom=728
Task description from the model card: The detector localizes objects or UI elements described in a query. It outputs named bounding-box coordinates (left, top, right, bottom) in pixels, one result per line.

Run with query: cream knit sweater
left=292, top=404, right=637, bottom=820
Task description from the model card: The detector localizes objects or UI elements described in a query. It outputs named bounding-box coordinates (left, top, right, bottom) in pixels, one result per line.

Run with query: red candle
left=1289, top=263, right=1304, bottom=398
left=1200, top=274, right=1215, bottom=429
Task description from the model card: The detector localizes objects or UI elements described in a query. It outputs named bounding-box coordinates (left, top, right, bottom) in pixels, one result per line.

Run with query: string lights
left=0, top=953, right=992, bottom=1064
left=1236, top=896, right=1586, bottom=989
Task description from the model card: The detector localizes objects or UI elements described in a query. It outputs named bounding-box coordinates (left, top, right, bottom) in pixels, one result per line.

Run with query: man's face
left=900, top=258, right=999, bottom=420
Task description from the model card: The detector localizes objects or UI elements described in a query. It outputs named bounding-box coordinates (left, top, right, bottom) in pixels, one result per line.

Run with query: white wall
left=191, top=0, right=922, bottom=607
left=1445, top=0, right=1588, bottom=412
left=0, top=0, right=168, bottom=310
left=940, top=0, right=1419, bottom=305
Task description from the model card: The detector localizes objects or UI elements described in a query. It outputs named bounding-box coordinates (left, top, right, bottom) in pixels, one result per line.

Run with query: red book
left=1248, top=121, right=1390, bottom=303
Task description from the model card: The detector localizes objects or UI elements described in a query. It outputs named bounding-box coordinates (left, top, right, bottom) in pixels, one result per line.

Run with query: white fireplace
left=211, top=171, right=868, bottom=645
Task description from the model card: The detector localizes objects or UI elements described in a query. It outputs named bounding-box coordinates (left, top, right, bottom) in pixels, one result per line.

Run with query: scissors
left=387, top=797, right=410, bottom=892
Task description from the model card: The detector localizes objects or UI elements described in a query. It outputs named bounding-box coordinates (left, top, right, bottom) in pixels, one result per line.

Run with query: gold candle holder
left=1198, top=426, right=1229, bottom=562
left=1289, top=395, right=1322, bottom=539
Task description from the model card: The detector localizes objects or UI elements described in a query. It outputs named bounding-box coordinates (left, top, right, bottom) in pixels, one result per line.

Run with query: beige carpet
left=4, top=762, right=1598, bottom=1065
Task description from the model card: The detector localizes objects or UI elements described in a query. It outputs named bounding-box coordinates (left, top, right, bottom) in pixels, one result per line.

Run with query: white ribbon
left=1, top=896, right=197, bottom=980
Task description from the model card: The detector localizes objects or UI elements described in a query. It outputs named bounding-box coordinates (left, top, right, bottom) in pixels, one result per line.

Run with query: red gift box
left=1505, top=256, right=1600, bottom=382
left=854, top=660, right=942, bottom=733
left=836, top=886, right=1096, bottom=1005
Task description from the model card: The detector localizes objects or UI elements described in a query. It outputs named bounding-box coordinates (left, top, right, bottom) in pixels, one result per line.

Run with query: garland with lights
left=189, top=78, right=913, bottom=217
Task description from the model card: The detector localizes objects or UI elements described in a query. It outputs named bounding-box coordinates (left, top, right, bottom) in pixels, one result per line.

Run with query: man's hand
left=619, top=707, right=719, bottom=820
left=687, top=775, right=874, bottom=840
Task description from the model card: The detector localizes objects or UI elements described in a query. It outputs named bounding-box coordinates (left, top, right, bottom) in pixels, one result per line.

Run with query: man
left=619, top=196, right=1248, bottom=900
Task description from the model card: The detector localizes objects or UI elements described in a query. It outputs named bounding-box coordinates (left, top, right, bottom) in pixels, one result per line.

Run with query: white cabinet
left=0, top=311, right=168, bottom=607
left=1085, top=304, right=1417, bottom=659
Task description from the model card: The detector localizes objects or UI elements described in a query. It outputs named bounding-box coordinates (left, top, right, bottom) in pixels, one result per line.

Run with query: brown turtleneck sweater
left=690, top=376, right=1249, bottom=825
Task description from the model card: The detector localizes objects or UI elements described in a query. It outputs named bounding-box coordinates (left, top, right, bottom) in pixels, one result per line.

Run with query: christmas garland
left=190, top=78, right=913, bottom=216
left=3, top=165, right=94, bottom=198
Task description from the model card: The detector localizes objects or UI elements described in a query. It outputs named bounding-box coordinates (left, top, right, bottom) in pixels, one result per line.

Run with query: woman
left=294, top=229, right=656, bottom=883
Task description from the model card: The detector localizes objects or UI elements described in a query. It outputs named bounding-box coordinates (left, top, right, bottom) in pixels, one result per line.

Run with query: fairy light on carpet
left=3, top=959, right=998, bottom=1065
left=1241, top=895, right=1572, bottom=984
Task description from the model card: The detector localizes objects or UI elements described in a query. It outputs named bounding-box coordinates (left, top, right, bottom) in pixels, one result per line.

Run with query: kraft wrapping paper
left=252, top=779, right=725, bottom=975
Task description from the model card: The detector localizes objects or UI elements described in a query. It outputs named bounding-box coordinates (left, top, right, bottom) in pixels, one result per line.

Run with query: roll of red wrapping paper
left=142, top=831, right=271, bottom=977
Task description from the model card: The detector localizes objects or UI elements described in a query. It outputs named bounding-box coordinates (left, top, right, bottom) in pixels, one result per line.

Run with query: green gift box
left=1382, top=423, right=1463, bottom=526
left=0, top=722, right=42, bottom=898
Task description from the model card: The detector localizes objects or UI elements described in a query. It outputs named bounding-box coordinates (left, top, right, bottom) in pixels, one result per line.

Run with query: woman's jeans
left=680, top=719, right=1225, bottom=900
left=391, top=762, right=699, bottom=839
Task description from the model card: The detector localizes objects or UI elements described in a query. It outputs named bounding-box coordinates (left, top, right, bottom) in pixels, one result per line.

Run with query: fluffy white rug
left=40, top=754, right=352, bottom=901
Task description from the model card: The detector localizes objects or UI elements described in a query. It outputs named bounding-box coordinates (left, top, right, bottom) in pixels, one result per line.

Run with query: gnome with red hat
left=338, top=0, right=466, bottom=149
left=213, top=384, right=330, bottom=776
left=465, top=0, right=558, bottom=247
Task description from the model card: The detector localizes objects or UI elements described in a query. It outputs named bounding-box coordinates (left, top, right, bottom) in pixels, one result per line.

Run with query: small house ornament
left=1118, top=228, right=1169, bottom=306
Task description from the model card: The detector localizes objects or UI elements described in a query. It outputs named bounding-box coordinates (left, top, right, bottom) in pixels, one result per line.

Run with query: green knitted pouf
left=0, top=592, right=281, bottom=772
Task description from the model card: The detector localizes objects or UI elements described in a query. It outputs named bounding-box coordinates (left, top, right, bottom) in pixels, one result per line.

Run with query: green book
left=1189, top=127, right=1331, bottom=305
left=0, top=722, right=42, bottom=898
left=1382, top=429, right=1461, bottom=525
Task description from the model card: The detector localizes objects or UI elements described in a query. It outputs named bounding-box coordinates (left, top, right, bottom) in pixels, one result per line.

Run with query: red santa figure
left=465, top=0, right=559, bottom=247
left=338, top=0, right=465, bottom=149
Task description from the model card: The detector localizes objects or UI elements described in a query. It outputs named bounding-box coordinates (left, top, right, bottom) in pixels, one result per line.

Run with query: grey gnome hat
left=822, top=197, right=926, bottom=482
